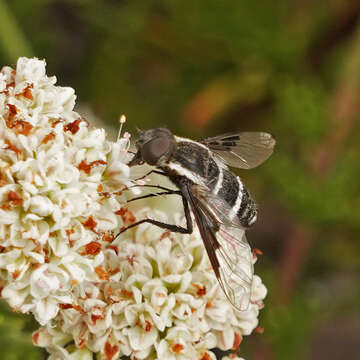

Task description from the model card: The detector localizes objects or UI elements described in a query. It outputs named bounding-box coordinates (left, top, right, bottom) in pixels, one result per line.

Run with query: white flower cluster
left=0, top=57, right=128, bottom=325
left=0, top=58, right=266, bottom=360
left=33, top=210, right=266, bottom=360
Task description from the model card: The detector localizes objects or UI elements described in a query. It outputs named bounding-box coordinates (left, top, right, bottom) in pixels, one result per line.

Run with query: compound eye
left=141, top=136, right=170, bottom=165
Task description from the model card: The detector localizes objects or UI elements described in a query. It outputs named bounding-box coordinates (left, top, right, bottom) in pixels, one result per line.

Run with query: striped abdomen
left=166, top=140, right=257, bottom=228
left=206, top=157, right=257, bottom=228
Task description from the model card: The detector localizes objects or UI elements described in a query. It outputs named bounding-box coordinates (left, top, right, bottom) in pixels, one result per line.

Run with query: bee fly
left=117, top=128, right=275, bottom=311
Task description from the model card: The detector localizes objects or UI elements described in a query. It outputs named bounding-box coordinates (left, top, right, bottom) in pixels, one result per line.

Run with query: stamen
left=117, top=115, right=126, bottom=142
left=123, top=131, right=131, bottom=151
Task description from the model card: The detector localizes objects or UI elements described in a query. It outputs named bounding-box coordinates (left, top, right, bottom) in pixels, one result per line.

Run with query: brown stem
left=276, top=223, right=312, bottom=304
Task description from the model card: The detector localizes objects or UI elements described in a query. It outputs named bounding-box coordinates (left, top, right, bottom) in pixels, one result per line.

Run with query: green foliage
left=265, top=296, right=320, bottom=360
left=0, top=0, right=33, bottom=60
left=0, top=300, right=42, bottom=360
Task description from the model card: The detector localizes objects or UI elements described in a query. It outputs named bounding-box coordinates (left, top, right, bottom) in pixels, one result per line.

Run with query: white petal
left=0, top=209, right=17, bottom=224
left=34, top=298, right=59, bottom=325
left=16, top=57, right=46, bottom=83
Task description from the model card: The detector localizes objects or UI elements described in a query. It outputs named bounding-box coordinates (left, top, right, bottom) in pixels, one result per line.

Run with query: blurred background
left=0, top=0, right=360, bottom=359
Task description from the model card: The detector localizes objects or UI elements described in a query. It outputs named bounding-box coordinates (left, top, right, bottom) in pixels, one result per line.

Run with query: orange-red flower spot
left=15, top=120, right=32, bottom=135
left=6, top=80, right=15, bottom=89
left=51, top=118, right=63, bottom=128
left=109, top=268, right=119, bottom=278
left=1, top=190, right=23, bottom=209
left=32, top=330, right=40, bottom=345
left=12, top=269, right=20, bottom=279
left=254, top=326, right=264, bottom=334
left=32, top=241, right=42, bottom=254
left=78, top=160, right=92, bottom=175
left=41, top=132, right=56, bottom=144
left=78, top=338, right=87, bottom=349
left=201, top=353, right=212, bottom=360
left=115, top=207, right=136, bottom=224
left=84, top=241, right=102, bottom=255
left=91, top=314, right=103, bottom=325
left=66, top=229, right=74, bottom=236
left=78, top=160, right=107, bottom=175
left=232, top=332, right=242, bottom=350
left=73, top=304, right=86, bottom=313
left=8, top=191, right=23, bottom=207
left=4, top=139, right=21, bottom=154
left=107, top=245, right=118, bottom=255
left=105, top=286, right=114, bottom=296
left=172, top=343, right=184, bottom=353
left=120, top=289, right=133, bottom=299
left=17, top=83, right=34, bottom=100
left=160, top=230, right=171, bottom=240
left=65, top=228, right=75, bottom=247
left=82, top=216, right=97, bottom=232
left=115, top=208, right=125, bottom=216
left=64, top=118, right=82, bottom=134
left=145, top=320, right=152, bottom=332
left=5, top=105, right=33, bottom=135
left=59, top=303, right=85, bottom=313
left=126, top=254, right=135, bottom=266
left=102, top=232, right=114, bottom=242
left=104, top=342, right=119, bottom=360
left=59, top=303, right=73, bottom=310
left=193, top=283, right=206, bottom=296
left=252, top=248, right=263, bottom=256
left=95, top=266, right=109, bottom=281
left=6, top=103, right=18, bottom=123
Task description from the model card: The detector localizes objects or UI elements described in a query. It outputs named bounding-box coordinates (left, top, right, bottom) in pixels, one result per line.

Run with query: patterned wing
left=201, top=132, right=275, bottom=169
left=186, top=182, right=253, bottom=311
left=193, top=183, right=243, bottom=229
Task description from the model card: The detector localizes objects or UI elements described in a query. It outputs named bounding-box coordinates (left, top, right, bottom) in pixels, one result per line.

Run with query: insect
left=118, top=128, right=275, bottom=311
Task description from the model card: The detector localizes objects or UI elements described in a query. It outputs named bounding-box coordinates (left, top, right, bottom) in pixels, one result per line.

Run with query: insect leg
left=128, top=184, right=177, bottom=192
left=127, top=190, right=182, bottom=203
left=134, top=169, right=166, bottom=182
left=116, top=194, right=193, bottom=237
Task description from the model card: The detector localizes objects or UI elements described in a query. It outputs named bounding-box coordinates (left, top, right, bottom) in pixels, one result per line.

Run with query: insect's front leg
left=127, top=184, right=177, bottom=192
left=115, top=192, right=193, bottom=238
left=127, top=190, right=181, bottom=203
left=133, top=169, right=166, bottom=182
